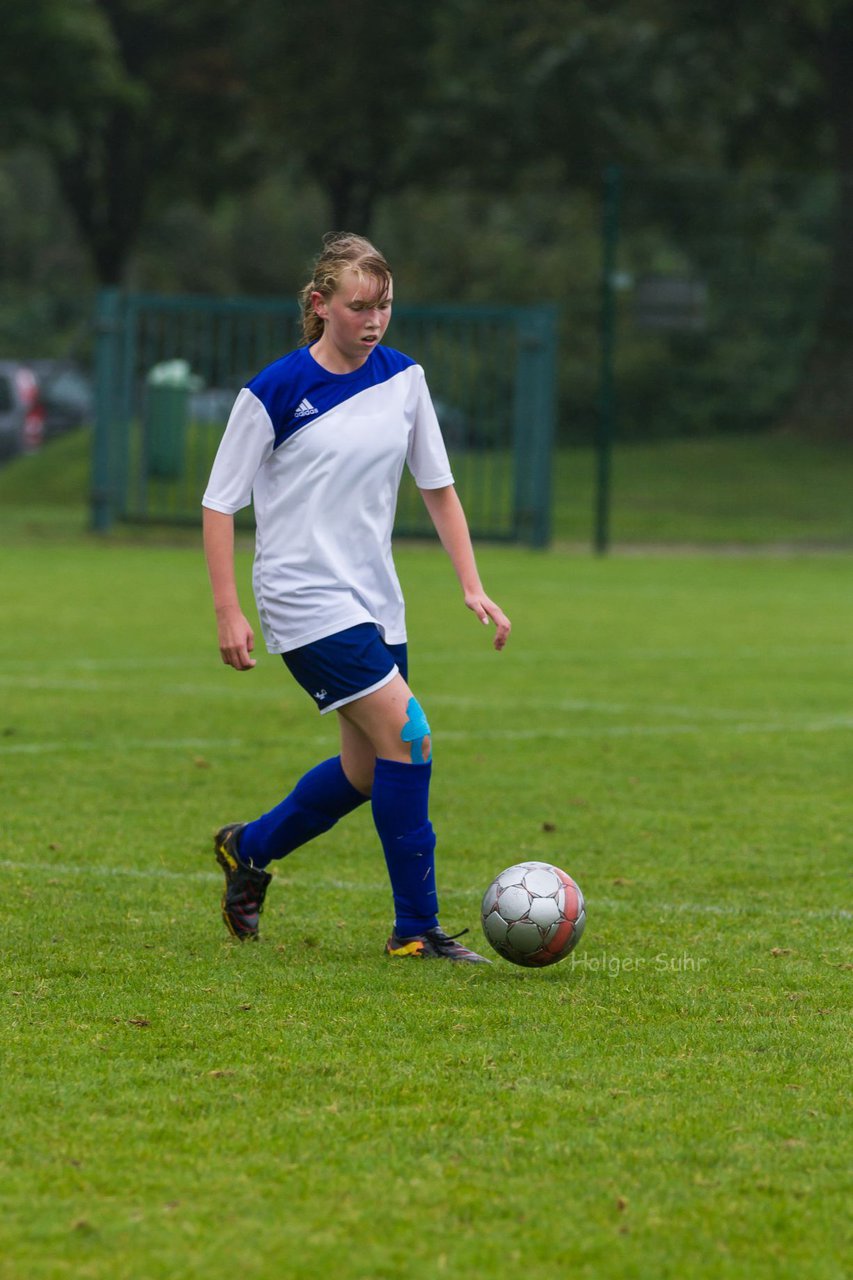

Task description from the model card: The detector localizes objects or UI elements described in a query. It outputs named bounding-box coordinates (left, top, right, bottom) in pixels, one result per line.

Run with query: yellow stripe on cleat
left=387, top=940, right=426, bottom=957
left=216, top=842, right=239, bottom=872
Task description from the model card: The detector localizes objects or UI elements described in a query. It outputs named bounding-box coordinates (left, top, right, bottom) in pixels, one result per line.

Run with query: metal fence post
left=529, top=306, right=558, bottom=548
left=92, top=288, right=122, bottom=532
left=513, top=305, right=558, bottom=548
left=595, top=164, right=622, bottom=554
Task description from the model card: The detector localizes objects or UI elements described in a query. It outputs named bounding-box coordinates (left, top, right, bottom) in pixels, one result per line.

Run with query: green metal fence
left=92, top=290, right=557, bottom=546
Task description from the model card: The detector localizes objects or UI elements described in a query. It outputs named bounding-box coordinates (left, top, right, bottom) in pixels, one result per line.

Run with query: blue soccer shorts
left=282, top=623, right=408, bottom=715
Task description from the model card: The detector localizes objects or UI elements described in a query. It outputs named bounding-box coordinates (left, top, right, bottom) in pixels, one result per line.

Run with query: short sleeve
left=202, top=388, right=275, bottom=514
left=406, top=368, right=454, bottom=490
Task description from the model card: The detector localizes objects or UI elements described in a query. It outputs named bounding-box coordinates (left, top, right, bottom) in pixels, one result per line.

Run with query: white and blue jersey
left=202, top=343, right=454, bottom=654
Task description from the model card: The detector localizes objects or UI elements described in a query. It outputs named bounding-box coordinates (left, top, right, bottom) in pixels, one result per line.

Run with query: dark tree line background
left=2, top=0, right=853, bottom=438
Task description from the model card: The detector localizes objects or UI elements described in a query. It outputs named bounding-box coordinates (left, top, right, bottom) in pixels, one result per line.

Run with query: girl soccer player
left=202, top=232, right=510, bottom=962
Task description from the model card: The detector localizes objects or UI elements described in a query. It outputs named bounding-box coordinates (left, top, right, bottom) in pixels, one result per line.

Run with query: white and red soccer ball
left=481, top=861, right=586, bottom=967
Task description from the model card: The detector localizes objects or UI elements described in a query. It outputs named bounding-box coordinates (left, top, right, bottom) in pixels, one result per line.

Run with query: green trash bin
left=145, top=360, right=193, bottom=479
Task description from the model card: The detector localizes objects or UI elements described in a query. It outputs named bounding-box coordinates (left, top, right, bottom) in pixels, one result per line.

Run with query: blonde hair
left=299, top=232, right=392, bottom=344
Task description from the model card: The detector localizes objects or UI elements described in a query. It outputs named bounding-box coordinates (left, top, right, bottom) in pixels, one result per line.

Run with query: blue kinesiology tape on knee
left=401, top=696, right=432, bottom=764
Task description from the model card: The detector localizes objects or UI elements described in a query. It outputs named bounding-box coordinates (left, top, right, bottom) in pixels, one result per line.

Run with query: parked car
left=27, top=360, right=92, bottom=440
left=0, top=360, right=92, bottom=461
left=0, top=361, right=43, bottom=458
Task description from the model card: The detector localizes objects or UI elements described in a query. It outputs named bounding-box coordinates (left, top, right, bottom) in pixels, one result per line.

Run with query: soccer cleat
left=213, top=823, right=272, bottom=940
left=384, top=925, right=491, bottom=964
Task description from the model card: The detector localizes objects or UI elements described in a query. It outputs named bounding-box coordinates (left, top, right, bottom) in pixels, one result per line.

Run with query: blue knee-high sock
left=238, top=756, right=367, bottom=870
left=371, top=756, right=438, bottom=936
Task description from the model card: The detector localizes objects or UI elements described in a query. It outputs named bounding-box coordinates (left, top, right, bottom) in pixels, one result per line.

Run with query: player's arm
left=418, top=484, right=511, bottom=651
left=202, top=507, right=256, bottom=670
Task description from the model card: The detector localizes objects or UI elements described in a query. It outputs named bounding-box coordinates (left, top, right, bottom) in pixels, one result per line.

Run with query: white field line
left=432, top=695, right=766, bottom=720
left=1, top=858, right=849, bottom=922
left=0, top=738, right=245, bottom=755
left=3, top=715, right=852, bottom=756
left=443, top=717, right=853, bottom=739
left=0, top=657, right=192, bottom=672
left=0, top=675, right=265, bottom=698
left=2, top=672, right=850, bottom=728
left=0, top=642, right=851, bottom=677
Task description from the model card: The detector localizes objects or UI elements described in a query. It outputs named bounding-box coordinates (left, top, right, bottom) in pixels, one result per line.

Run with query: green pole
left=92, top=288, right=122, bottom=533
left=530, top=305, right=558, bottom=549
left=512, top=306, right=558, bottom=548
left=595, top=164, right=621, bottom=554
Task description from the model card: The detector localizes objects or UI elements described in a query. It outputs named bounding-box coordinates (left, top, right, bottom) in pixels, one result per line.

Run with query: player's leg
left=213, top=826, right=272, bottom=941
left=236, top=754, right=369, bottom=870
left=336, top=671, right=430, bottom=764
left=214, top=751, right=369, bottom=939
left=337, top=674, right=489, bottom=963
left=210, top=623, right=484, bottom=957
left=338, top=714, right=377, bottom=796
left=212, top=626, right=385, bottom=940
left=337, top=673, right=435, bottom=931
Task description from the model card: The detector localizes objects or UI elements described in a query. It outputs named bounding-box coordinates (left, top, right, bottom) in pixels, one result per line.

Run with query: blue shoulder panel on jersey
left=246, top=345, right=416, bottom=450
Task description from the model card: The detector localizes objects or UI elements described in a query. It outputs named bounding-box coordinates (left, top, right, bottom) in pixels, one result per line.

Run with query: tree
left=259, top=0, right=583, bottom=225
left=784, top=2, right=853, bottom=436
left=1, top=0, right=255, bottom=283
left=609, top=0, right=853, bottom=438
left=243, top=0, right=435, bottom=232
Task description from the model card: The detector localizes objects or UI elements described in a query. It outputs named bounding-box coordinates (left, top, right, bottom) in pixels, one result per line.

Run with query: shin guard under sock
left=371, top=756, right=438, bottom=936
left=238, top=756, right=367, bottom=869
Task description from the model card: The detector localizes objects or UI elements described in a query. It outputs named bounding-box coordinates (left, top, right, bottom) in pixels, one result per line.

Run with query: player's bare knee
left=348, top=769, right=374, bottom=797
left=400, top=695, right=432, bottom=765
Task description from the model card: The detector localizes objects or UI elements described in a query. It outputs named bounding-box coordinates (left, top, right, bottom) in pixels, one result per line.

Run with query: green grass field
left=1, top=528, right=850, bottom=1279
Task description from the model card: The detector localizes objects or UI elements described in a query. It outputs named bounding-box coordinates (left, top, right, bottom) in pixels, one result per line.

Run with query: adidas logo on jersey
left=294, top=398, right=319, bottom=419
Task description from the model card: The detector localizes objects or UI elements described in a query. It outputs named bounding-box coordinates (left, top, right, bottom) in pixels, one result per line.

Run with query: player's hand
left=465, top=592, right=511, bottom=651
left=216, top=607, right=257, bottom=670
